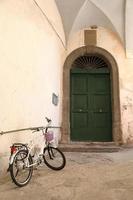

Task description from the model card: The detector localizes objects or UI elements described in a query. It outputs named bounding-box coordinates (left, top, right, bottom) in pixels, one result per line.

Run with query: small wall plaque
left=84, top=29, right=97, bottom=46
left=52, top=93, right=59, bottom=106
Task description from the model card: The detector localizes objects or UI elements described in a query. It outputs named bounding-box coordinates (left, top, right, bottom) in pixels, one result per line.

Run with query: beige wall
left=0, top=0, right=66, bottom=172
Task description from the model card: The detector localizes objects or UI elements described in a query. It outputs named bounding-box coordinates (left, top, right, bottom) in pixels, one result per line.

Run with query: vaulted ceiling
left=55, top=0, right=125, bottom=43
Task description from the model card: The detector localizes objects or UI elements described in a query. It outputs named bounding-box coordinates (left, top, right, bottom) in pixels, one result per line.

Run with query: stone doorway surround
left=61, top=46, right=122, bottom=145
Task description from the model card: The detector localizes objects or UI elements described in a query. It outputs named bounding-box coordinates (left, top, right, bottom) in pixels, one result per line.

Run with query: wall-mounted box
left=84, top=29, right=97, bottom=46
left=52, top=93, right=59, bottom=106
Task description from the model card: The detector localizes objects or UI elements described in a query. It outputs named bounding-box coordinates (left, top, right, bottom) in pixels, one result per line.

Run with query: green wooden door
left=70, top=68, right=112, bottom=141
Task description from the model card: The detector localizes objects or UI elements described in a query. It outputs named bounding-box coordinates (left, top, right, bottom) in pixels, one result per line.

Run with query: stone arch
left=61, top=46, right=122, bottom=144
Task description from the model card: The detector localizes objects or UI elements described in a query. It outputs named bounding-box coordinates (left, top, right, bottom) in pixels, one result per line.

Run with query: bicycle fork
left=47, top=145, right=54, bottom=160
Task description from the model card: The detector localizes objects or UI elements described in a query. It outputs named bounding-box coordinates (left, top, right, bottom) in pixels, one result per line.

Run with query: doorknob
left=79, top=109, right=83, bottom=112
left=99, top=109, right=102, bottom=113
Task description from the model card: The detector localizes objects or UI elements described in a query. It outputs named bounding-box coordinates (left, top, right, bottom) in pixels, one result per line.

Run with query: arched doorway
left=70, top=54, right=112, bottom=141
left=61, top=46, right=122, bottom=144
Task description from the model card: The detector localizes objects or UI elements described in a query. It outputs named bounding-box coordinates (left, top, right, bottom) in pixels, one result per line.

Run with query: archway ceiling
left=55, top=0, right=125, bottom=43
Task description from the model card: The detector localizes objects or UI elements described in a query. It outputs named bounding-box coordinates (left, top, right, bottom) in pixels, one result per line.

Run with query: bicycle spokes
left=43, top=147, right=66, bottom=170
left=10, top=150, right=33, bottom=187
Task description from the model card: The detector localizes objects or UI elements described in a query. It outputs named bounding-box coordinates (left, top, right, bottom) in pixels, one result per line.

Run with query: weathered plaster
left=125, top=0, right=133, bottom=58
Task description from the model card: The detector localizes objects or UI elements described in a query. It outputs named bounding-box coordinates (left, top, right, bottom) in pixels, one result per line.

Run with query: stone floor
left=1, top=148, right=133, bottom=200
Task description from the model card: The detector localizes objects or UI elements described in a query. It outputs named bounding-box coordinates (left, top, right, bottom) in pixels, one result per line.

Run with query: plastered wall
left=0, top=0, right=66, bottom=173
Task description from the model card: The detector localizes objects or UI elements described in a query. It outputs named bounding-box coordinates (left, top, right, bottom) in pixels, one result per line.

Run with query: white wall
left=91, top=0, right=125, bottom=43
left=125, top=0, right=133, bottom=58
left=0, top=0, right=66, bottom=173
left=70, top=0, right=116, bottom=39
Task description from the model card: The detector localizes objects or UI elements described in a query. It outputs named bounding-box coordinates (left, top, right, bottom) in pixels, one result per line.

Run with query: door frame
left=61, top=46, right=122, bottom=144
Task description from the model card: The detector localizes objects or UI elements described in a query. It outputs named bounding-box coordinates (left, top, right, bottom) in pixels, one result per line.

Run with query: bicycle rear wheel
left=10, top=150, right=33, bottom=187
left=43, top=146, right=66, bottom=170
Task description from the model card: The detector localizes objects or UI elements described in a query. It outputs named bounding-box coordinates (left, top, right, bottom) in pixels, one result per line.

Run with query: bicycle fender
left=9, top=152, right=18, bottom=165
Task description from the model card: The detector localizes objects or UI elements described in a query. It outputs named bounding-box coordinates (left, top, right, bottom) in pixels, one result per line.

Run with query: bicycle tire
left=43, top=146, right=66, bottom=170
left=10, top=150, right=33, bottom=187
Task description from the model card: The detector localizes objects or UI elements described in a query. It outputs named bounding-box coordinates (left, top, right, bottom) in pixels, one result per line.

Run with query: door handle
left=79, top=109, right=83, bottom=112
left=99, top=109, right=103, bottom=113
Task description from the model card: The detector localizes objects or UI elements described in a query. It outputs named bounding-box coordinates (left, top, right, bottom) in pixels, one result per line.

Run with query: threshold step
left=59, top=143, right=122, bottom=153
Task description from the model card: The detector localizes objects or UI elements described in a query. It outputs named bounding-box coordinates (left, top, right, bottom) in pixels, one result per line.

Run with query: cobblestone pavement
left=1, top=149, right=133, bottom=200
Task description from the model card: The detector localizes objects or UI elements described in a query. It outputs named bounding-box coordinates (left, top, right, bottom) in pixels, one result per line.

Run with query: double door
left=70, top=68, right=112, bottom=141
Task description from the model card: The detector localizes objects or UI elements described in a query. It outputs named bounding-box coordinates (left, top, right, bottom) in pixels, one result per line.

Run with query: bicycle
left=7, top=117, right=66, bottom=187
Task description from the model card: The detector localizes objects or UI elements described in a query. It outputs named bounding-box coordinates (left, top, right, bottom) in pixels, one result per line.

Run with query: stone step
left=59, top=142, right=122, bottom=153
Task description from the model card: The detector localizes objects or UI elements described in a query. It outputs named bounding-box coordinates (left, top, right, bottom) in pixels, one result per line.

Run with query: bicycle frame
left=8, top=117, right=54, bottom=168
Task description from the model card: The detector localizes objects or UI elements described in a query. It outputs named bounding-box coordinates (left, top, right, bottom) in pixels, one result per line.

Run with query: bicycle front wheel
left=43, top=147, right=66, bottom=170
left=10, top=150, right=33, bottom=187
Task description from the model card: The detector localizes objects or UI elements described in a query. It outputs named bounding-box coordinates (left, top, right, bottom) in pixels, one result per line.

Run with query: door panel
left=72, top=94, right=88, bottom=111
left=70, top=69, right=112, bottom=141
left=93, top=75, right=110, bottom=93
left=93, top=94, right=110, bottom=112
left=71, top=113, right=88, bottom=128
left=71, top=76, right=88, bottom=93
